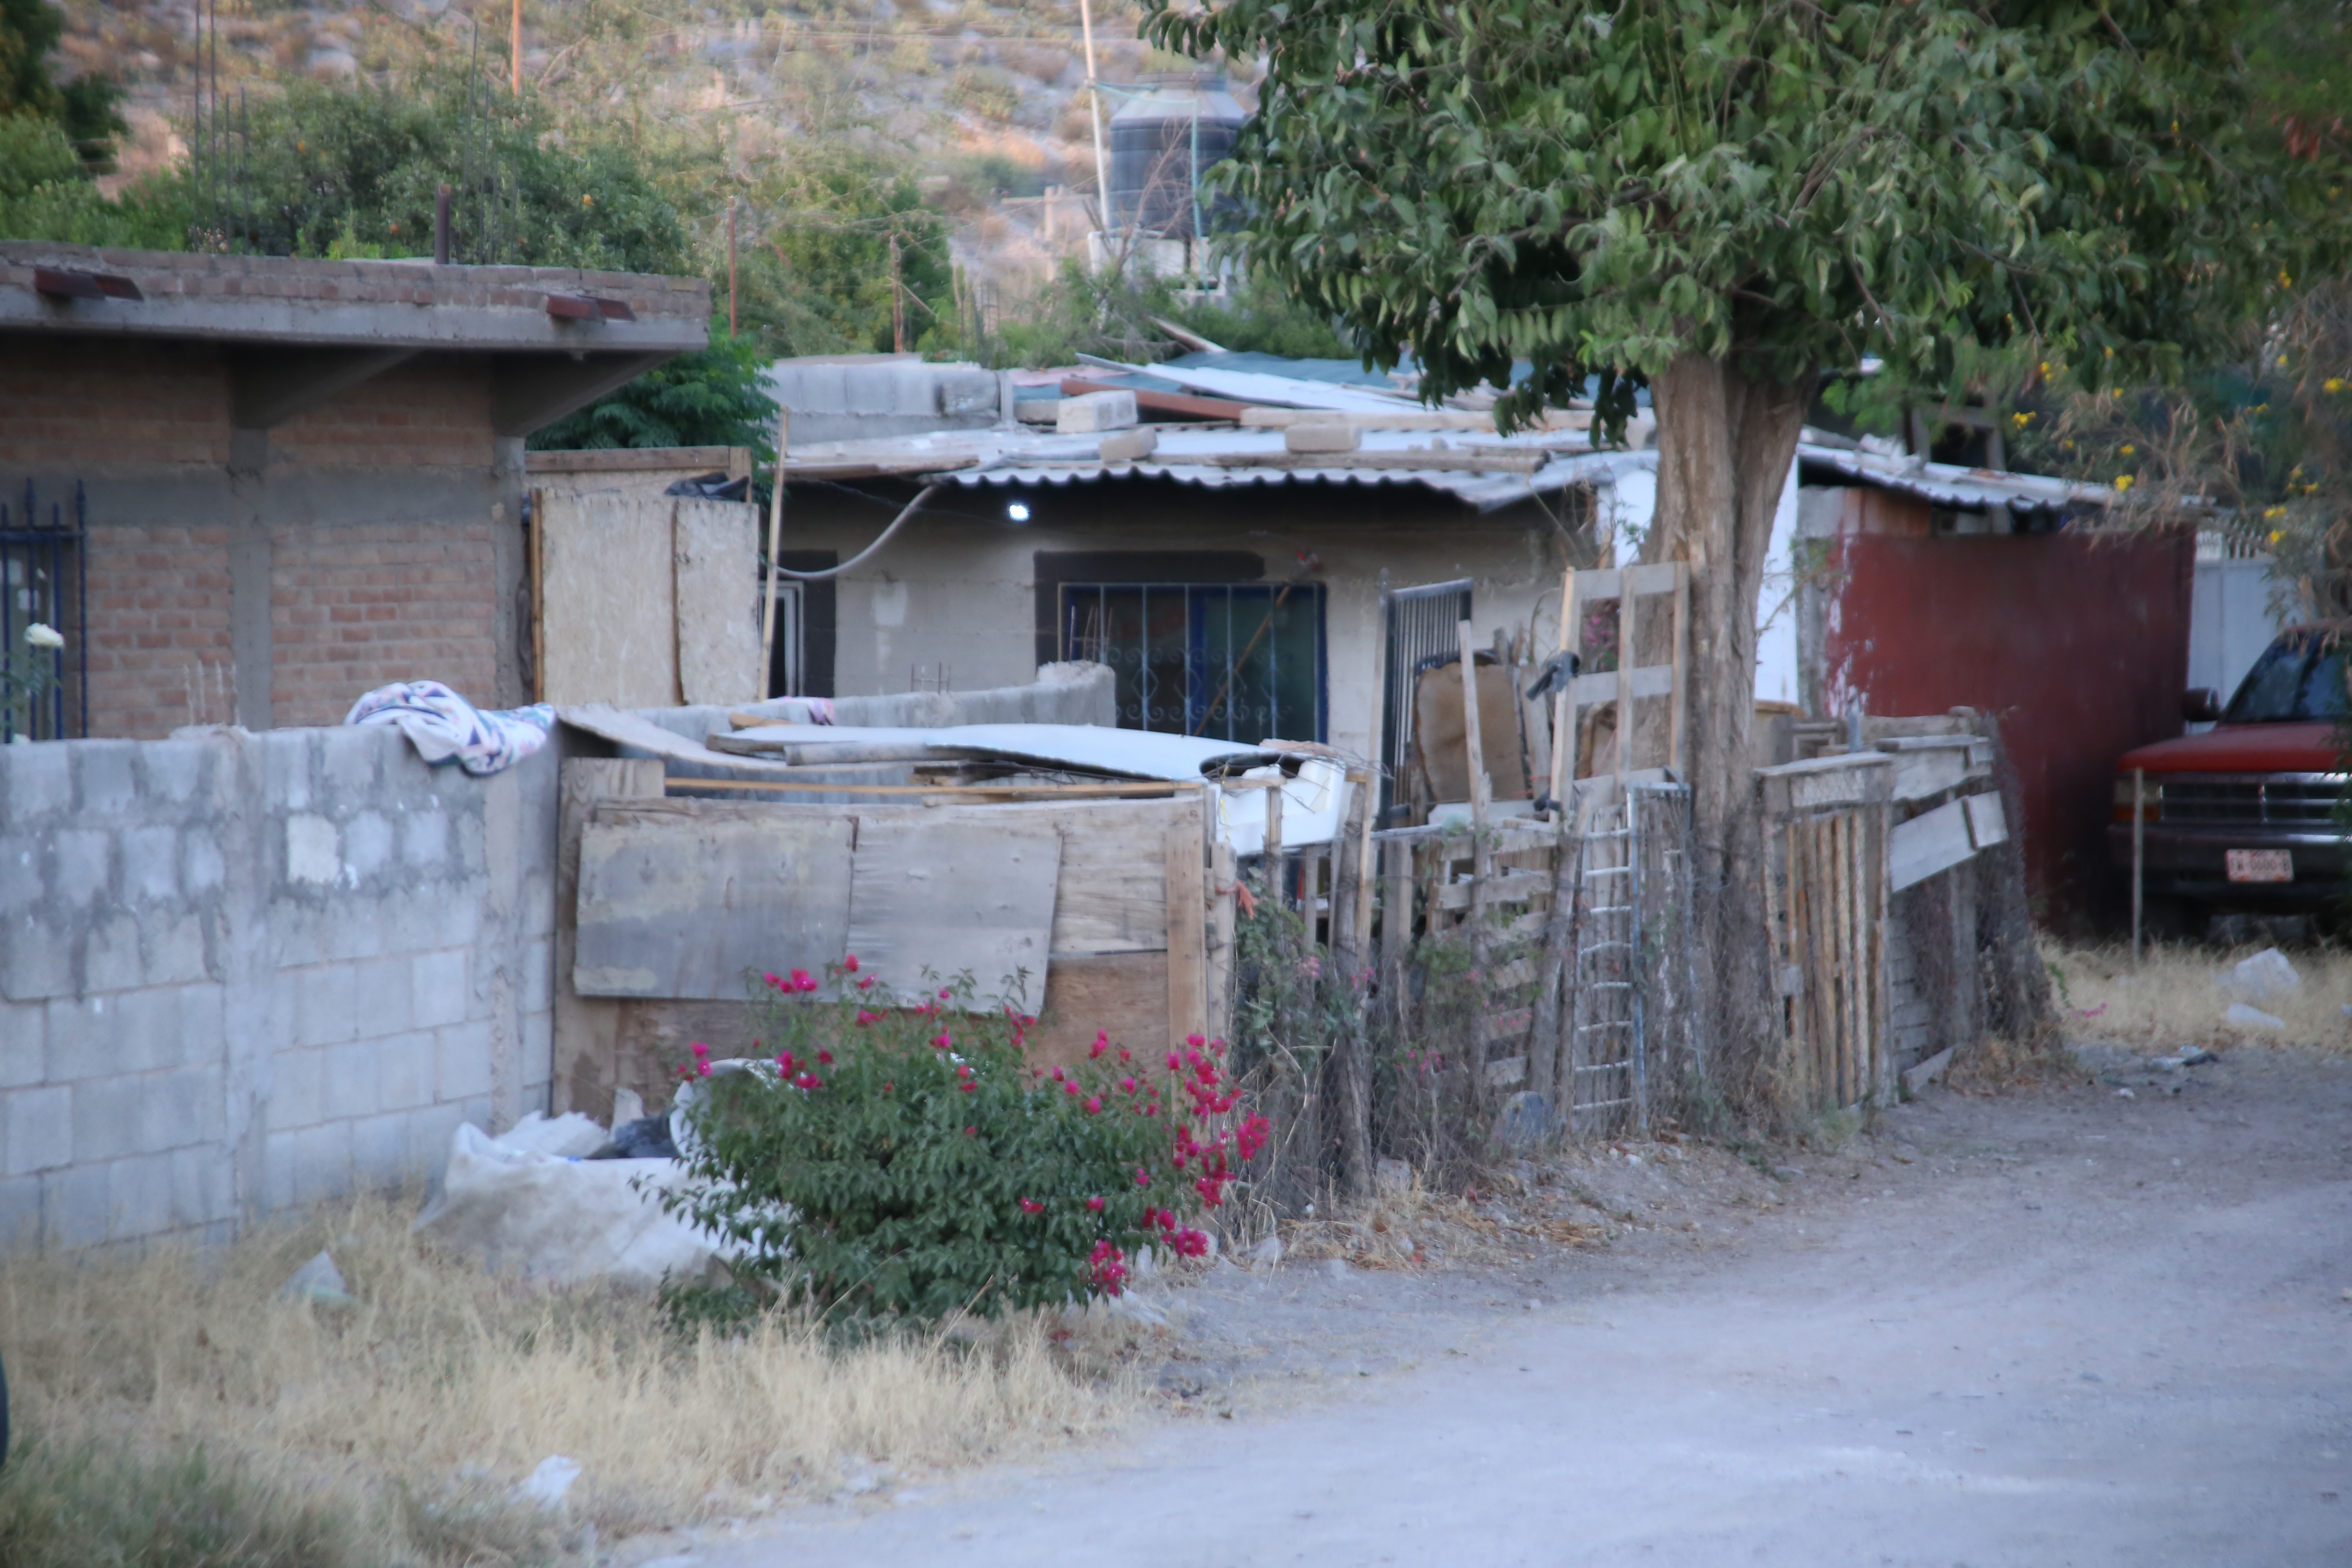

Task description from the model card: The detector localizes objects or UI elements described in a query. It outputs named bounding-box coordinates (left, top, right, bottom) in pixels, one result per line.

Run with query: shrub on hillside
left=661, top=963, right=1266, bottom=1323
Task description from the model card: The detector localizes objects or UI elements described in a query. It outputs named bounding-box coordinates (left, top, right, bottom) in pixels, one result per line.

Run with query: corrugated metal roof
left=1796, top=443, right=2110, bottom=514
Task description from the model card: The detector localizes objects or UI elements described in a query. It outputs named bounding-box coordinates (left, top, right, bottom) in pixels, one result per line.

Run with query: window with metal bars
left=2, top=481, right=87, bottom=742
left=1058, top=582, right=1326, bottom=742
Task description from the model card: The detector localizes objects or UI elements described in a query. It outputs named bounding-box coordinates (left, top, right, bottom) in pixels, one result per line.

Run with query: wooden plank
left=846, top=815, right=1061, bottom=1012
left=676, top=775, right=1201, bottom=799
left=1060, top=376, right=1253, bottom=422
left=552, top=757, right=664, bottom=1118
left=1458, top=619, right=1494, bottom=1090
left=559, top=704, right=797, bottom=774
left=1881, top=742, right=1980, bottom=803
left=1964, top=790, right=2009, bottom=848
left=1561, top=563, right=1681, bottom=603
left=574, top=808, right=855, bottom=998
left=1668, top=561, right=1690, bottom=777
left=1207, top=837, right=1237, bottom=1039
left=1615, top=579, right=1635, bottom=780
left=530, top=445, right=749, bottom=475
left=1044, top=797, right=1177, bottom=954
left=539, top=492, right=680, bottom=707
left=1029, top=950, right=1169, bottom=1070
left=673, top=496, right=763, bottom=706
left=1164, top=797, right=1209, bottom=1048
left=1436, top=869, right=1550, bottom=910
left=1564, top=663, right=1675, bottom=706
left=1888, top=799, right=1975, bottom=891
left=614, top=999, right=760, bottom=1115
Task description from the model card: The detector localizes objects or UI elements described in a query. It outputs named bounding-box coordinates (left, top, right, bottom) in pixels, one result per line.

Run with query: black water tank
left=1107, top=83, right=1246, bottom=239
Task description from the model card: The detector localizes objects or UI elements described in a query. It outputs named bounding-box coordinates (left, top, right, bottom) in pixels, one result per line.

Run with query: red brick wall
left=0, top=341, right=230, bottom=471
left=269, top=361, right=494, bottom=474
left=270, top=521, right=499, bottom=729
left=81, top=525, right=236, bottom=738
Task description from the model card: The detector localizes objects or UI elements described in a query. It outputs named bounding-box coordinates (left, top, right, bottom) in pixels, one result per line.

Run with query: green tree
left=0, top=0, right=122, bottom=169
left=730, top=148, right=953, bottom=358
left=529, top=321, right=777, bottom=457
left=1143, top=0, right=2314, bottom=1098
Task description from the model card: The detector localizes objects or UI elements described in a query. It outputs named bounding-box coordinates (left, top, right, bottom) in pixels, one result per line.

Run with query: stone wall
left=0, top=723, right=556, bottom=1250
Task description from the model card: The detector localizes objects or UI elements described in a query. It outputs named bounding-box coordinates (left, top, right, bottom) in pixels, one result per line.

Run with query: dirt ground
left=614, top=1041, right=2352, bottom=1567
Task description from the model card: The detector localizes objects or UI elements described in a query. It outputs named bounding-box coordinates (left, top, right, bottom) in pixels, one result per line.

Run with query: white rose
left=24, top=623, right=64, bottom=649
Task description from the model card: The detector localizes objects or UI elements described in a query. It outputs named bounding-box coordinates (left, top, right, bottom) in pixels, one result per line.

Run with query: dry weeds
left=1280, top=1169, right=1612, bottom=1271
left=0, top=1191, right=1134, bottom=1562
left=2047, top=940, right=2352, bottom=1053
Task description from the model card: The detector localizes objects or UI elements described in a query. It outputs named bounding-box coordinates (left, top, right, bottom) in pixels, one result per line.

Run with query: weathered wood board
left=1028, top=950, right=1170, bottom=1069
left=539, top=491, right=678, bottom=707
left=1888, top=798, right=1975, bottom=892
left=672, top=497, right=762, bottom=706
left=1964, top=790, right=2009, bottom=848
left=845, top=815, right=1062, bottom=1012
left=575, top=802, right=855, bottom=997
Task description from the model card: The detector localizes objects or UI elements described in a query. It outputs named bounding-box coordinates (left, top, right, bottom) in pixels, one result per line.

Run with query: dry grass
left=0, top=1191, right=1133, bottom=1565
left=2047, top=940, right=2352, bottom=1053
left=1280, top=1171, right=1610, bottom=1270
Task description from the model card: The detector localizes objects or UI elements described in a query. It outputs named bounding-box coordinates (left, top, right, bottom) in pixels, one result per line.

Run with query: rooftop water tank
left=1107, top=82, right=1246, bottom=240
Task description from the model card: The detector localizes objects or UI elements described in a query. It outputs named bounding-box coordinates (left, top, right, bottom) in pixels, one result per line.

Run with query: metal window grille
left=1060, top=582, right=1326, bottom=741
left=0, top=480, right=89, bottom=742
left=1378, top=575, right=1473, bottom=821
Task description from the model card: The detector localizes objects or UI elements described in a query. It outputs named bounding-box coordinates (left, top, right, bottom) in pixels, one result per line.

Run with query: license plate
left=2226, top=849, right=2294, bottom=883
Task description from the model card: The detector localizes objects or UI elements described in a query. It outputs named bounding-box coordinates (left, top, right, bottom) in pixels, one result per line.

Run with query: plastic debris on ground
left=278, top=1250, right=355, bottom=1305
left=2223, top=1001, right=2287, bottom=1030
left=412, top=1115, right=716, bottom=1289
left=2218, top=947, right=2300, bottom=1008
left=515, top=1455, right=582, bottom=1510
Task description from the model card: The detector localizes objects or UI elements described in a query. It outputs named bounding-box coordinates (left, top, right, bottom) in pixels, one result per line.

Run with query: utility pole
left=1078, top=0, right=1112, bottom=241
left=889, top=231, right=906, bottom=354
left=727, top=199, right=738, bottom=336
left=511, top=0, right=522, bottom=94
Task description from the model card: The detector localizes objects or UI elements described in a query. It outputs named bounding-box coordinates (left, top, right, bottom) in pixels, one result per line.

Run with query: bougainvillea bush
left=660, top=962, right=1267, bottom=1323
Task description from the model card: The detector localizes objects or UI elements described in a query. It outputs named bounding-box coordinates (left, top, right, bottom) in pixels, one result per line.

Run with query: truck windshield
left=2224, top=634, right=2352, bottom=723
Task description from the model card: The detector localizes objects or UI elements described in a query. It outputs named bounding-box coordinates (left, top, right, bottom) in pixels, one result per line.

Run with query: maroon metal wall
left=1823, top=531, right=2195, bottom=922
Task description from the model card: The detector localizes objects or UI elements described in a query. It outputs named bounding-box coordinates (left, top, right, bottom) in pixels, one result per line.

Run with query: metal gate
left=1378, top=574, right=1473, bottom=821
left=1, top=481, right=87, bottom=742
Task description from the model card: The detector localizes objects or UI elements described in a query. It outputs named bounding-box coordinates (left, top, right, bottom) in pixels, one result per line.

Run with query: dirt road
left=665, top=1046, right=2352, bottom=1567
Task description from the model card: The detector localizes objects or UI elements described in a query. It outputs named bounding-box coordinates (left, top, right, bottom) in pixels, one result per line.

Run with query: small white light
left=1006, top=500, right=1031, bottom=522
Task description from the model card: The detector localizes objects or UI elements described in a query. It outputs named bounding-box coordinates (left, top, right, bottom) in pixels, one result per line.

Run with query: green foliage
left=1142, top=0, right=2318, bottom=431
left=662, top=964, right=1240, bottom=1323
left=528, top=321, right=778, bottom=458
left=0, top=0, right=121, bottom=169
left=209, top=77, right=686, bottom=273
left=0, top=111, right=74, bottom=200
left=974, top=262, right=1347, bottom=369
left=730, top=148, right=954, bottom=358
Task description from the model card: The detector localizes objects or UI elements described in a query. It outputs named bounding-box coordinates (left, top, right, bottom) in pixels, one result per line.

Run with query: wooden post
left=1332, top=773, right=1372, bottom=1200
left=1615, top=572, right=1635, bottom=781
left=1206, top=834, right=1237, bottom=1040
left=2130, top=766, right=2146, bottom=964
left=1668, top=561, right=1690, bottom=778
left=1330, top=771, right=1369, bottom=972
left=1357, top=581, right=1388, bottom=949
left=1164, top=795, right=1209, bottom=1050
left=1457, top=619, right=1493, bottom=1091
left=1551, top=564, right=1578, bottom=810
left=760, top=409, right=790, bottom=697
left=1262, top=777, right=1286, bottom=906
left=511, top=0, right=522, bottom=94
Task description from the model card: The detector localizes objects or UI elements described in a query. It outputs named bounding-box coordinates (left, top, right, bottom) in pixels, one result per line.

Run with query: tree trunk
left=1640, top=352, right=1814, bottom=1108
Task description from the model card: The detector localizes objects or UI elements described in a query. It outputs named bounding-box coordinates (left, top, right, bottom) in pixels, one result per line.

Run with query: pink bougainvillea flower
left=964, top=1125, right=976, bottom=1136
left=938, top=987, right=952, bottom=1001
left=856, top=975, right=877, bottom=992
left=931, top=1030, right=952, bottom=1050
left=1165, top=1051, right=1180, bottom=1071
left=1089, top=1030, right=1109, bottom=1059
left=1084, top=1096, right=1102, bottom=1115
left=842, top=953, right=860, bottom=973
left=778, top=1051, right=797, bottom=1073
left=690, top=1040, right=710, bottom=1057
left=1118, top=1076, right=1136, bottom=1094
left=1116, top=1047, right=1131, bottom=1064
left=959, top=1081, right=977, bottom=1094
left=1063, top=1081, right=1081, bottom=1097
left=792, top=969, right=820, bottom=993
left=1134, top=1167, right=1151, bottom=1187
left=856, top=1010, right=882, bottom=1026
left=1186, top=1033, right=1205, bottom=1049
left=1085, top=1195, right=1105, bottom=1211
left=762, top=972, right=784, bottom=990
left=1018, top=1197, right=1044, bottom=1215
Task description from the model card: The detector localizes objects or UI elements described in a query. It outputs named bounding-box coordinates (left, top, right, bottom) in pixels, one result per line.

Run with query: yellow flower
left=2038, top=361, right=2052, bottom=377
left=2327, top=379, right=2346, bottom=394
left=2264, top=506, right=2288, bottom=520
left=2114, top=475, right=2135, bottom=492
left=583, top=193, right=595, bottom=207
left=2278, top=354, right=2291, bottom=368
left=2271, top=530, right=2285, bottom=545
left=2120, top=444, right=2136, bottom=456
left=2011, top=411, right=2035, bottom=429
left=2280, top=273, right=2295, bottom=289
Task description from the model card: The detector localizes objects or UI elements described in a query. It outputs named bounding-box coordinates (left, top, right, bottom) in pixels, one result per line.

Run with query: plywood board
left=551, top=757, right=664, bottom=1118
left=1964, top=790, right=2009, bottom=848
left=673, top=496, right=762, bottom=706
left=575, top=807, right=855, bottom=997
left=1046, top=798, right=1177, bottom=953
left=1164, top=800, right=1207, bottom=1047
left=1888, top=799, right=1975, bottom=892
left=1028, top=950, right=1170, bottom=1069
left=846, top=816, right=1061, bottom=1012
left=538, top=491, right=678, bottom=707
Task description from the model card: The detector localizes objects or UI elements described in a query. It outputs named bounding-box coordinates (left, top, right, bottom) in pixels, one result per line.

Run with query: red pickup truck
left=2110, top=626, right=2349, bottom=928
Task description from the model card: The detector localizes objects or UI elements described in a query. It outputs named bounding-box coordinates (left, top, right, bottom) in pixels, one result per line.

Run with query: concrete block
left=2, top=742, right=70, bottom=822
left=108, top=1150, right=178, bottom=1239
left=121, top=825, right=180, bottom=903
left=272, top=1045, right=325, bottom=1130
left=181, top=826, right=226, bottom=897
left=73, top=741, right=139, bottom=816
left=0, top=1171, right=40, bottom=1246
left=436, top=1020, right=496, bottom=1102
left=352, top=956, right=414, bottom=1038
left=289, top=1122, right=352, bottom=1205
left=319, top=726, right=382, bottom=797
left=136, top=1063, right=226, bottom=1153
left=70, top=1073, right=143, bottom=1164
left=5, top=1084, right=70, bottom=1173
left=286, top=814, right=339, bottom=885
left=260, top=728, right=312, bottom=811
left=169, top=1145, right=236, bottom=1228
left=1285, top=423, right=1362, bottom=453
left=262, top=1128, right=297, bottom=1214
left=52, top=1161, right=112, bottom=1247
left=408, top=1101, right=466, bottom=1170
left=141, top=910, right=211, bottom=987
left=312, top=900, right=386, bottom=964
left=343, top=811, right=394, bottom=882
left=170, top=983, right=227, bottom=1067
left=48, top=990, right=172, bottom=1080
left=433, top=892, right=483, bottom=949
left=141, top=740, right=208, bottom=805
left=412, top=950, right=468, bottom=1029
left=52, top=827, right=110, bottom=907
left=84, top=913, right=144, bottom=994
left=349, top=1109, right=410, bottom=1182
left=377, top=1029, right=436, bottom=1112
left=1058, top=390, right=1138, bottom=434
left=322, top=1039, right=380, bottom=1122
left=0, top=999, right=40, bottom=1088
left=0, top=922, right=74, bottom=1003
left=400, top=809, right=450, bottom=870
left=295, top=963, right=358, bottom=1048
left=0, top=834, right=38, bottom=913
left=377, top=890, right=443, bottom=956
left=1099, top=427, right=1158, bottom=462
left=519, top=939, right=552, bottom=1013
left=520, top=1008, right=553, bottom=1086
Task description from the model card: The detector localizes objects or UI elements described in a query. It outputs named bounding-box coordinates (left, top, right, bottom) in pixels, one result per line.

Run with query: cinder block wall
left=0, top=724, right=557, bottom=1250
